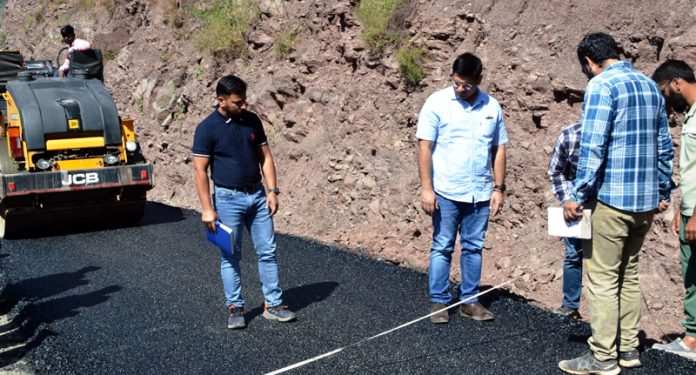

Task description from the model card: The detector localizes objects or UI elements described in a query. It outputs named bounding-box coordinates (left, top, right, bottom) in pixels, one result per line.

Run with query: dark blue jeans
left=562, top=237, right=583, bottom=310
left=214, top=185, right=283, bottom=309
left=429, top=195, right=490, bottom=304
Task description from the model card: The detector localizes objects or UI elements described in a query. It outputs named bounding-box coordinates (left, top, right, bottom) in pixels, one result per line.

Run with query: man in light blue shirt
left=416, top=53, right=508, bottom=324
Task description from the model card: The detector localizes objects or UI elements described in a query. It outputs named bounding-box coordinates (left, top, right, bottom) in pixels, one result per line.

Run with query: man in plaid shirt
left=547, top=122, right=583, bottom=320
left=559, top=33, right=674, bottom=374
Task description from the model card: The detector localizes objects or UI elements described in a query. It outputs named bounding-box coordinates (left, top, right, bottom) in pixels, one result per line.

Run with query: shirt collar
left=686, top=102, right=696, bottom=121
left=604, top=60, right=632, bottom=72
left=450, top=87, right=485, bottom=108
left=214, top=109, right=234, bottom=124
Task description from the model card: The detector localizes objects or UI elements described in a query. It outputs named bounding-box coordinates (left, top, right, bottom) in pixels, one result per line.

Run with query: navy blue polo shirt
left=192, top=110, right=268, bottom=188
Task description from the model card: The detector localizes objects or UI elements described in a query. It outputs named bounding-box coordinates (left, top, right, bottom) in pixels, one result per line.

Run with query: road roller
left=0, top=50, right=153, bottom=238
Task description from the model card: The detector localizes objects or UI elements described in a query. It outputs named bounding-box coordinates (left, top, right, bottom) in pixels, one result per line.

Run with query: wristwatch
left=493, top=184, right=506, bottom=192
left=267, top=187, right=281, bottom=195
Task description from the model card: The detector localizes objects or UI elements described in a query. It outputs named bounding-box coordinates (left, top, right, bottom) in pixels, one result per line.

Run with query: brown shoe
left=459, top=302, right=494, bottom=321
left=430, top=303, right=449, bottom=324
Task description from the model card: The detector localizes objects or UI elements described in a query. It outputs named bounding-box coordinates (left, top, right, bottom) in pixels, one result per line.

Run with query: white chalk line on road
left=265, top=277, right=519, bottom=375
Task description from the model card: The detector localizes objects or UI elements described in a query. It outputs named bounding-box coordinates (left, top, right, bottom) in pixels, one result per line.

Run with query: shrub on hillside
left=193, top=0, right=260, bottom=57
left=397, top=45, right=425, bottom=86
left=355, top=0, right=406, bottom=54
left=274, top=30, right=298, bottom=60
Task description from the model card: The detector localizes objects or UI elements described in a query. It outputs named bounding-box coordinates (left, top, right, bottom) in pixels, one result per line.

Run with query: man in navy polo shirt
left=193, top=74, right=296, bottom=329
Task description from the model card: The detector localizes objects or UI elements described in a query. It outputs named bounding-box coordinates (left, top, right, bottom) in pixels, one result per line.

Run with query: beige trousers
left=582, top=201, right=654, bottom=361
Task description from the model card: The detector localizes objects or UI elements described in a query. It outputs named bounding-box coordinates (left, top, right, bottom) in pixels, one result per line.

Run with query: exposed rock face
left=3, top=0, right=695, bottom=339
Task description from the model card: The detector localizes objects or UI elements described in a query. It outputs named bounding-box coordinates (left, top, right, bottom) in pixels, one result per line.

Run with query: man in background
left=57, top=24, right=91, bottom=77
left=651, top=59, right=696, bottom=361
left=548, top=122, right=583, bottom=320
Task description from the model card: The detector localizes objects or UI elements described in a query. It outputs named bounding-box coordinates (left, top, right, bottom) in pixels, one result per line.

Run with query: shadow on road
left=0, top=267, right=120, bottom=368
left=5, top=201, right=186, bottom=239
left=245, top=281, right=340, bottom=321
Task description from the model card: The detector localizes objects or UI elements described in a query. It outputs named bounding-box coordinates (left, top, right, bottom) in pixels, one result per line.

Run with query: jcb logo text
left=62, top=172, right=99, bottom=186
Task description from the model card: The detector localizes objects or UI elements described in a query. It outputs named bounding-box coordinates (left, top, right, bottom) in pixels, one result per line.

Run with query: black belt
left=216, top=183, right=261, bottom=193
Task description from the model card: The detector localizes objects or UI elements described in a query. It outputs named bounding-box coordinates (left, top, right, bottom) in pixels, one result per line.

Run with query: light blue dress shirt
left=416, top=87, right=508, bottom=203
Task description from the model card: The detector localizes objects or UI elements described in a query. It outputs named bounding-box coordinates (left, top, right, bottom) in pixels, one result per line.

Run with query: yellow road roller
left=0, top=50, right=154, bottom=238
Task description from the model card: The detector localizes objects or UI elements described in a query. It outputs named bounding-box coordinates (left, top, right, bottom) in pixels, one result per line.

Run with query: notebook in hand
left=547, top=207, right=592, bottom=239
left=206, top=221, right=235, bottom=256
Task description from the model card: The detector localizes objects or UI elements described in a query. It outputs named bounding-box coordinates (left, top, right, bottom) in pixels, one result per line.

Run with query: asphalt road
left=1, top=202, right=695, bottom=374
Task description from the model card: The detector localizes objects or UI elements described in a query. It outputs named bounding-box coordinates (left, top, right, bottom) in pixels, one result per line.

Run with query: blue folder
left=206, top=221, right=234, bottom=257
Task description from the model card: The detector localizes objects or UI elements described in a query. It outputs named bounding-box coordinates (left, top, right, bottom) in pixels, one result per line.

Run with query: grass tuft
left=193, top=0, right=260, bottom=57
left=396, top=45, right=425, bottom=86
left=355, top=0, right=406, bottom=54
left=273, top=30, right=298, bottom=60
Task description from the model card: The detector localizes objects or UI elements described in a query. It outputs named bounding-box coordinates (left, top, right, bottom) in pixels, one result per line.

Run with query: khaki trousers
left=582, top=201, right=654, bottom=361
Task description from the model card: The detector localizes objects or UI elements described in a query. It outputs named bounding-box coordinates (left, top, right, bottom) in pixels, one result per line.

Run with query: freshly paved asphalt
left=1, top=202, right=695, bottom=374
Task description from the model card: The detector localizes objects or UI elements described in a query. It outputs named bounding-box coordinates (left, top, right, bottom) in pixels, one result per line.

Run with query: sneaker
left=430, top=303, right=449, bottom=324
left=618, top=349, right=641, bottom=368
left=227, top=305, right=246, bottom=329
left=558, top=351, right=621, bottom=375
left=554, top=305, right=582, bottom=320
left=459, top=302, right=494, bottom=321
left=262, top=304, right=297, bottom=322
left=652, top=338, right=696, bottom=361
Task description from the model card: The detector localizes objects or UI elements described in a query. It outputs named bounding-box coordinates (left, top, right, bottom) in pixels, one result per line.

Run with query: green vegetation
left=136, top=98, right=144, bottom=113
left=193, top=66, right=203, bottom=78
left=273, top=30, right=298, bottom=60
left=80, top=0, right=117, bottom=12
left=193, top=0, right=260, bottom=57
left=103, top=50, right=117, bottom=61
left=22, top=9, right=44, bottom=31
left=355, top=0, right=406, bottom=54
left=396, top=45, right=425, bottom=86
left=355, top=0, right=427, bottom=86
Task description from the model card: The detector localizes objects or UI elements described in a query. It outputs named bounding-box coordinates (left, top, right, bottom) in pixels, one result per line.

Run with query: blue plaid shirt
left=570, top=61, right=674, bottom=212
left=548, top=123, right=581, bottom=202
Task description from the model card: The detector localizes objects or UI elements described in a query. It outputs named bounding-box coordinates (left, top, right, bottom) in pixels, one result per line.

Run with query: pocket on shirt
left=476, top=118, right=497, bottom=144
left=682, top=124, right=696, bottom=136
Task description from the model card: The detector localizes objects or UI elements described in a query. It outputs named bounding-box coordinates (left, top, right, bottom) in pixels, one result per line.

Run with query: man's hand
left=202, top=208, right=218, bottom=232
left=490, top=190, right=504, bottom=216
left=685, top=215, right=696, bottom=242
left=421, top=189, right=438, bottom=216
left=672, top=210, right=682, bottom=236
left=563, top=200, right=583, bottom=221
left=266, top=192, right=279, bottom=216
left=658, top=199, right=670, bottom=213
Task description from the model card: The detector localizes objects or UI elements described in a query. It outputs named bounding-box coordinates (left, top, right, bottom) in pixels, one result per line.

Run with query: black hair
left=216, top=74, right=247, bottom=97
left=60, top=25, right=75, bottom=37
left=577, top=32, right=620, bottom=67
left=452, top=53, right=483, bottom=79
left=652, top=59, right=696, bottom=84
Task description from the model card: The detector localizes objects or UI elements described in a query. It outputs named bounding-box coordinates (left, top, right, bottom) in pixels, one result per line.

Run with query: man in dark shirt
left=547, top=122, right=583, bottom=320
left=192, top=74, right=295, bottom=329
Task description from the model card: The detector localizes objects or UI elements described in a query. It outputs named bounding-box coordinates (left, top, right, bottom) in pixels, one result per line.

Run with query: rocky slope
left=3, top=0, right=696, bottom=340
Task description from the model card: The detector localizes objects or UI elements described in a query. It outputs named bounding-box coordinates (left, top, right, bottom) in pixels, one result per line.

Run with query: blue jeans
left=214, top=185, right=283, bottom=309
left=562, top=237, right=583, bottom=310
left=429, top=195, right=490, bottom=304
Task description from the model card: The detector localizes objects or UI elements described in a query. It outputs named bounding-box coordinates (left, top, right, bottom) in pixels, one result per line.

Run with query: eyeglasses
left=450, top=79, right=474, bottom=90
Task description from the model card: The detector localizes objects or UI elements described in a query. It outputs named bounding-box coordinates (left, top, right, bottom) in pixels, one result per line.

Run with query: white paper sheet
left=547, top=207, right=592, bottom=239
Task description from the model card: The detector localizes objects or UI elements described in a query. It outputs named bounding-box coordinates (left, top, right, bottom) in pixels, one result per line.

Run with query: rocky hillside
left=3, top=0, right=696, bottom=339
